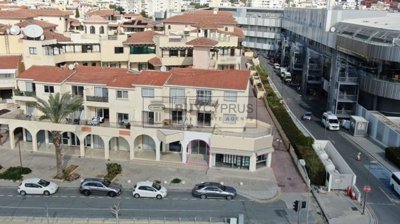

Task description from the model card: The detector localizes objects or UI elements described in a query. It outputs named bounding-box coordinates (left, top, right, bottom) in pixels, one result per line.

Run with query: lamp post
left=299, top=159, right=310, bottom=224
left=18, top=137, right=23, bottom=175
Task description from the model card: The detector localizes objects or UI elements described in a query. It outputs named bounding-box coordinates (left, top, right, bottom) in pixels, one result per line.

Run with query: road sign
left=363, top=185, right=371, bottom=193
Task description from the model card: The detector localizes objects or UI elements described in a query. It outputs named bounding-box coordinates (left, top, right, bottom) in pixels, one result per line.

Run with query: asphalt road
left=259, top=56, right=400, bottom=224
left=0, top=187, right=311, bottom=223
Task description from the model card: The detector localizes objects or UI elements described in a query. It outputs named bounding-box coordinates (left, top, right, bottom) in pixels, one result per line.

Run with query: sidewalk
left=0, top=148, right=279, bottom=202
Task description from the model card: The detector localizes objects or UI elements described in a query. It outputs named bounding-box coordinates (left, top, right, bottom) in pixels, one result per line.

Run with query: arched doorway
left=134, top=135, right=156, bottom=160
left=13, top=127, right=33, bottom=150
left=84, top=134, right=104, bottom=158
left=187, top=140, right=209, bottom=165
left=109, top=137, right=130, bottom=160
left=160, top=141, right=181, bottom=162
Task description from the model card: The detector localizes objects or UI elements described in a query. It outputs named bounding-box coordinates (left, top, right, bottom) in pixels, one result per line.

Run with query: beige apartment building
left=0, top=66, right=273, bottom=171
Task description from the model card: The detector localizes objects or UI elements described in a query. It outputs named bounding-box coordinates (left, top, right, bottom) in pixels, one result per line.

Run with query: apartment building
left=0, top=55, right=23, bottom=101
left=3, top=65, right=273, bottom=171
left=217, top=7, right=283, bottom=57
left=247, top=0, right=285, bottom=8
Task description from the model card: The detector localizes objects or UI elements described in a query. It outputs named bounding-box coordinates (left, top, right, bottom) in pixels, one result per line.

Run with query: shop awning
left=157, top=129, right=184, bottom=144
left=255, top=147, right=274, bottom=156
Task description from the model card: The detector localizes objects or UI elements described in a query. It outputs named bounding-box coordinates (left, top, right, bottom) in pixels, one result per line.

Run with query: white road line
left=125, top=197, right=130, bottom=199
left=70, top=196, right=76, bottom=198
left=7, top=195, right=13, bottom=197
left=0, top=195, right=4, bottom=196
left=61, top=196, right=68, bottom=198
left=379, top=186, right=400, bottom=204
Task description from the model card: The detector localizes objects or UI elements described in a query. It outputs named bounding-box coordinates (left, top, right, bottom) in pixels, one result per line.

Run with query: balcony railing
left=14, top=91, right=36, bottom=97
left=189, top=99, right=219, bottom=107
left=86, top=95, right=108, bottom=102
left=339, top=76, right=359, bottom=83
left=338, top=93, right=357, bottom=101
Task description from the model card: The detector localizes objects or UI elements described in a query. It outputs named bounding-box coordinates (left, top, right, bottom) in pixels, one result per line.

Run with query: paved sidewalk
left=0, top=148, right=279, bottom=202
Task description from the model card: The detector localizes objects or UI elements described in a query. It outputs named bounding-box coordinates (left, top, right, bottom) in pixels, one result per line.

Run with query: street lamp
left=299, top=159, right=310, bottom=224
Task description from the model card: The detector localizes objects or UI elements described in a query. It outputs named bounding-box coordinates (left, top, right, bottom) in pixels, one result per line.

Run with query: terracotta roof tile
left=0, top=55, right=21, bottom=70
left=18, top=66, right=74, bottom=83
left=186, top=37, right=218, bottom=47
left=88, top=9, right=114, bottom=17
left=133, top=71, right=171, bottom=86
left=148, top=57, right=162, bottom=67
left=69, top=18, right=81, bottom=26
left=84, top=15, right=109, bottom=24
left=43, top=31, right=71, bottom=42
left=163, top=10, right=237, bottom=26
left=107, top=74, right=137, bottom=88
left=217, top=27, right=244, bottom=39
left=22, top=9, right=73, bottom=17
left=123, top=31, right=161, bottom=45
left=67, top=66, right=129, bottom=85
left=16, top=19, right=57, bottom=30
left=0, top=10, right=34, bottom=19
left=167, top=68, right=249, bottom=90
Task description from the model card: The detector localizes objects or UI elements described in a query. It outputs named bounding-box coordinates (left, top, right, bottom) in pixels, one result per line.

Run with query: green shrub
left=170, top=178, right=182, bottom=184
left=386, top=147, right=400, bottom=168
left=104, top=163, right=122, bottom=182
left=0, top=166, right=32, bottom=181
left=260, top=72, right=325, bottom=185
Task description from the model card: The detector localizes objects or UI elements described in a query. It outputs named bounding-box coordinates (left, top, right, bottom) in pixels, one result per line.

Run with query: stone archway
left=134, top=135, right=156, bottom=160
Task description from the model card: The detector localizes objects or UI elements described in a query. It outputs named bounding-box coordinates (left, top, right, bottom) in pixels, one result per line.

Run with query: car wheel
left=226, top=195, right=233, bottom=200
left=200, top=194, right=207, bottom=199
left=108, top=192, right=117, bottom=197
left=133, top=193, right=140, bottom=198
left=156, top=194, right=162, bottom=199
left=82, top=190, right=91, bottom=196
left=43, top=191, right=50, bottom=196
left=20, top=190, right=26, bottom=196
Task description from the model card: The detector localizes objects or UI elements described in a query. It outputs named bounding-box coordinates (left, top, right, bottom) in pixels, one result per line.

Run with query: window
left=142, top=88, right=154, bottom=98
left=0, top=73, right=12, bottom=79
left=187, top=48, right=193, bottom=57
left=223, top=114, right=237, bottom=124
left=130, top=46, right=155, bottom=54
left=116, top=90, right=128, bottom=99
left=114, top=47, right=124, bottom=54
left=29, top=47, right=37, bottom=55
left=168, top=25, right=171, bottom=30
left=117, top=113, right=129, bottom=123
left=169, top=49, right=178, bottom=57
left=82, top=45, right=93, bottom=53
left=224, top=91, right=237, bottom=102
left=172, top=110, right=183, bottom=124
left=196, top=89, right=211, bottom=104
left=99, top=26, right=104, bottom=34
left=197, top=112, right=211, bottom=126
left=72, top=85, right=84, bottom=96
left=179, top=49, right=186, bottom=57
left=90, top=26, right=95, bottom=34
left=44, top=85, right=54, bottom=93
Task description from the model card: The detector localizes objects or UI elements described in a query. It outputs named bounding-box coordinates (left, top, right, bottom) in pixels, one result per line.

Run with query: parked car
left=132, top=181, right=167, bottom=199
left=321, top=111, right=340, bottom=130
left=79, top=178, right=122, bottom=197
left=301, top=112, right=312, bottom=121
left=273, top=63, right=280, bottom=70
left=18, top=178, right=58, bottom=196
left=192, top=182, right=237, bottom=200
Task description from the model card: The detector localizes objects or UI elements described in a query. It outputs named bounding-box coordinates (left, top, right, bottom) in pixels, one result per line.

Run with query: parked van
left=282, top=71, right=292, bottom=83
left=321, top=111, right=340, bottom=130
left=390, top=172, right=400, bottom=195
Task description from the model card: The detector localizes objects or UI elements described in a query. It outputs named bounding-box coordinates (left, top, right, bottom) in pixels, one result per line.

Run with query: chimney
left=213, top=7, right=219, bottom=15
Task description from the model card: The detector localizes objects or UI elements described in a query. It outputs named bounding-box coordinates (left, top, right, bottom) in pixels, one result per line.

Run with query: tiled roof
left=166, top=68, right=249, bottom=90
left=43, top=31, right=71, bottom=42
left=217, top=27, right=245, bottom=39
left=69, top=18, right=81, bottom=26
left=163, top=10, right=237, bottom=26
left=88, top=9, right=114, bottom=17
left=132, top=71, right=171, bottom=86
left=186, top=37, right=218, bottom=47
left=67, top=66, right=129, bottom=85
left=123, top=31, right=160, bottom=45
left=107, top=74, right=137, bottom=88
left=0, top=55, right=21, bottom=70
left=18, top=66, right=74, bottom=83
left=148, top=57, right=162, bottom=67
left=16, top=20, right=57, bottom=30
left=84, top=15, right=109, bottom=24
left=0, top=10, right=34, bottom=19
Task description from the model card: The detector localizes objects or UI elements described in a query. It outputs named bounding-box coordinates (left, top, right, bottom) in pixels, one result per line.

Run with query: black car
left=79, top=178, right=122, bottom=197
left=192, top=182, right=237, bottom=200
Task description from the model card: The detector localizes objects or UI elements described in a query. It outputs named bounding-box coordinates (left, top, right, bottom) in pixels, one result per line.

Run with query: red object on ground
left=364, top=185, right=371, bottom=193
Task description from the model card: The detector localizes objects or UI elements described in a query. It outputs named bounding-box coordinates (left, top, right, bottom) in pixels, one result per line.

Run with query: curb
left=237, top=187, right=281, bottom=203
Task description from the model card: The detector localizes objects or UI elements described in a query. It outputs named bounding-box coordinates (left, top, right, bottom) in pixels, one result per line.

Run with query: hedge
left=0, top=166, right=32, bottom=181
left=104, top=163, right=122, bottom=182
left=386, top=147, right=400, bottom=168
left=258, top=64, right=325, bottom=185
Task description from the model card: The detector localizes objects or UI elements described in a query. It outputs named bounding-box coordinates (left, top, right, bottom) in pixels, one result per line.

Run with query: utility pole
left=18, top=139, right=23, bottom=175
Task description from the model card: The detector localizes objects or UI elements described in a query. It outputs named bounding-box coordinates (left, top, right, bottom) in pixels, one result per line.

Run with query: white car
left=18, top=178, right=59, bottom=196
left=273, top=63, right=280, bottom=70
left=132, top=181, right=167, bottom=199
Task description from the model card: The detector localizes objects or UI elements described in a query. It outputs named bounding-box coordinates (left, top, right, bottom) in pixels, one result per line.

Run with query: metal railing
left=338, top=76, right=359, bottom=83
left=338, top=94, right=357, bottom=101
left=86, top=95, right=108, bottom=102
left=14, top=91, right=36, bottom=97
left=189, top=99, right=219, bottom=107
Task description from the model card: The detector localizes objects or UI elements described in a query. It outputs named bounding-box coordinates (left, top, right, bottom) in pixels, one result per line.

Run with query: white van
left=390, top=172, right=400, bottom=195
left=283, top=71, right=292, bottom=83
left=321, top=111, right=340, bottom=130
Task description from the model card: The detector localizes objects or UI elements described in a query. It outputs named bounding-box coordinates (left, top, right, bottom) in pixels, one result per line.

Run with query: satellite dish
left=330, top=26, right=336, bottom=32
left=160, top=66, right=167, bottom=72
left=23, top=25, right=44, bottom=39
left=68, top=64, right=75, bottom=70
left=9, top=25, right=21, bottom=35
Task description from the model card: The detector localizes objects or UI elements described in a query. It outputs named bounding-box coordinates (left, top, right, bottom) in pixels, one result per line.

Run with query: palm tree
left=29, top=92, right=83, bottom=179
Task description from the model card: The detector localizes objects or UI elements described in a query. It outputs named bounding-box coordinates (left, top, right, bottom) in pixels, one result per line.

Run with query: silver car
left=79, top=178, right=122, bottom=197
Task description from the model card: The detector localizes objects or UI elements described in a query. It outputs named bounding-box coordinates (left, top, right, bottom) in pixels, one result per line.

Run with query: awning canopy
left=157, top=129, right=184, bottom=144
left=211, top=147, right=254, bottom=157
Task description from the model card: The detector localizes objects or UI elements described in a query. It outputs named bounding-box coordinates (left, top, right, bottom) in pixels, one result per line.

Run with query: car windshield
left=219, top=185, right=226, bottom=191
left=38, top=179, right=50, bottom=187
left=102, top=180, right=111, bottom=187
left=329, top=119, right=339, bottom=124
left=305, top=112, right=312, bottom=116
left=152, top=183, right=162, bottom=190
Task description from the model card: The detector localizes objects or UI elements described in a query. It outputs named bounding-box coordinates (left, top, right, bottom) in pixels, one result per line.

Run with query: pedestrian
left=356, top=152, right=361, bottom=161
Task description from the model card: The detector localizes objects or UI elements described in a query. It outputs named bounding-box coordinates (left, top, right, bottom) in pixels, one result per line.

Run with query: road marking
left=61, top=196, right=68, bottom=198
left=0, top=195, right=4, bottom=196
left=52, top=196, right=58, bottom=198
left=70, top=196, right=76, bottom=198
left=379, top=186, right=400, bottom=204
left=7, top=195, right=13, bottom=197
left=125, top=197, right=130, bottom=199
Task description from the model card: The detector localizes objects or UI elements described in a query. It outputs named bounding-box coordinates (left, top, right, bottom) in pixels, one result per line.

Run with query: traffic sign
left=363, top=185, right=371, bottom=193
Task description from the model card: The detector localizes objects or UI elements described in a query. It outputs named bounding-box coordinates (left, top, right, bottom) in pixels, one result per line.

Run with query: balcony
left=338, top=93, right=357, bottom=102
left=338, top=76, right=359, bottom=84
left=13, top=91, right=36, bottom=102
left=86, top=96, right=108, bottom=102
left=359, top=72, right=400, bottom=100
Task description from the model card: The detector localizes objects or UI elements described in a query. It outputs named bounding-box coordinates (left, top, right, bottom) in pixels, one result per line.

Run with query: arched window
left=99, top=26, right=104, bottom=34
left=90, top=26, right=95, bottom=34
